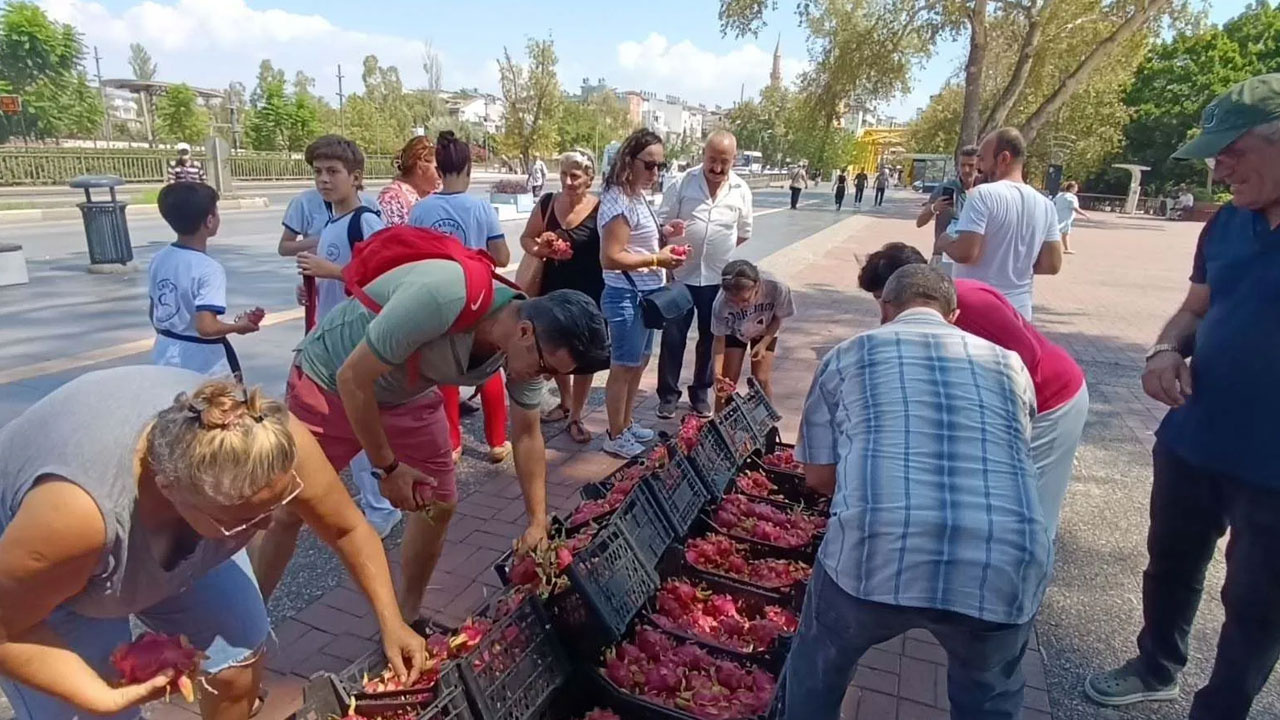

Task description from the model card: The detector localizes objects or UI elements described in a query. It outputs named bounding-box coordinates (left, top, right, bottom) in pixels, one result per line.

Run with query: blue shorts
left=0, top=550, right=270, bottom=720
left=602, top=284, right=657, bottom=367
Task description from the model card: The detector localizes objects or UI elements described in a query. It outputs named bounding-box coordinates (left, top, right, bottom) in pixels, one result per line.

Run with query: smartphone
left=940, top=186, right=956, bottom=201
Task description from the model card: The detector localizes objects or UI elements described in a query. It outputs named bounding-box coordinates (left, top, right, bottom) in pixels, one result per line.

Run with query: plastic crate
left=730, top=458, right=830, bottom=514
left=717, top=403, right=763, bottom=463
left=694, top=510, right=822, bottom=565
left=457, top=590, right=572, bottom=720
left=294, top=648, right=473, bottom=720
left=736, top=376, right=782, bottom=439
left=582, top=477, right=674, bottom=568
left=686, top=420, right=738, bottom=499
left=565, top=521, right=660, bottom=644
left=646, top=443, right=711, bottom=535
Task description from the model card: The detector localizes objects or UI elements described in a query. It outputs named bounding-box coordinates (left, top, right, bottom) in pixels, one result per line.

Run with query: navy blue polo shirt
left=1157, top=204, right=1280, bottom=488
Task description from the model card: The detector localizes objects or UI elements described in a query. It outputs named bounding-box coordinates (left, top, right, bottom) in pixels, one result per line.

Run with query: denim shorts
left=0, top=550, right=270, bottom=720
left=602, top=283, right=657, bottom=367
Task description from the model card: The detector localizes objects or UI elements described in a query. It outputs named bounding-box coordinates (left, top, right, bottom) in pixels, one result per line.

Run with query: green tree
left=422, top=39, right=443, bottom=92
left=249, top=59, right=286, bottom=109
left=0, top=1, right=103, bottom=141
left=725, top=85, right=793, bottom=166
left=128, top=42, right=156, bottom=81
left=557, top=89, right=629, bottom=159
left=497, top=36, right=562, bottom=169
left=154, top=83, right=210, bottom=143
left=245, top=75, right=290, bottom=150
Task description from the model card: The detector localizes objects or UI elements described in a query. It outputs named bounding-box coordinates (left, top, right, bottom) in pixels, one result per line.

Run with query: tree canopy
left=497, top=36, right=562, bottom=168
left=0, top=1, right=103, bottom=142
left=128, top=42, right=156, bottom=81
left=154, top=83, right=209, bottom=143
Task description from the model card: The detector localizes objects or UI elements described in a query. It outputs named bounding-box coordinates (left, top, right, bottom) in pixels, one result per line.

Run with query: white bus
left=734, top=151, right=764, bottom=174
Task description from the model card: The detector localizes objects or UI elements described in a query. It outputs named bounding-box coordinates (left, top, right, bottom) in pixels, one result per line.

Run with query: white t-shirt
left=953, top=180, right=1060, bottom=312
left=148, top=244, right=231, bottom=375
left=1052, top=192, right=1079, bottom=230
left=408, top=192, right=504, bottom=251
left=598, top=186, right=664, bottom=290
left=711, top=272, right=796, bottom=341
left=315, top=207, right=386, bottom=320
left=282, top=188, right=380, bottom=241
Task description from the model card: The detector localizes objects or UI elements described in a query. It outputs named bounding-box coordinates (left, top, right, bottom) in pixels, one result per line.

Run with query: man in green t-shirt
left=253, top=259, right=609, bottom=623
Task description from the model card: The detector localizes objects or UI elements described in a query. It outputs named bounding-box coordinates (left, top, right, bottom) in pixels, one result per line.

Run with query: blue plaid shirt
left=797, top=308, right=1051, bottom=625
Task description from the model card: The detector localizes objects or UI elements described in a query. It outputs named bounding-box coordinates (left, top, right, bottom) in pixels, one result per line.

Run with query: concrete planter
left=0, top=242, right=29, bottom=286
left=490, top=191, right=535, bottom=213
left=1189, top=201, right=1223, bottom=223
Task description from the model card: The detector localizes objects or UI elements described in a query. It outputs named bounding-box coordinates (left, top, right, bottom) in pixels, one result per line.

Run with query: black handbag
left=622, top=271, right=693, bottom=329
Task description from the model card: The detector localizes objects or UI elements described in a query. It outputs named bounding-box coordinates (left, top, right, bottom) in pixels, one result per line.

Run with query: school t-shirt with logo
left=407, top=191, right=504, bottom=251
left=710, top=272, right=797, bottom=342
left=314, top=207, right=386, bottom=319
left=147, top=244, right=231, bottom=375
left=281, top=188, right=380, bottom=241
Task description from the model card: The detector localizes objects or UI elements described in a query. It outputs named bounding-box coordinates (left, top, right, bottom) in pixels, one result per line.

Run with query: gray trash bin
left=70, top=175, right=133, bottom=267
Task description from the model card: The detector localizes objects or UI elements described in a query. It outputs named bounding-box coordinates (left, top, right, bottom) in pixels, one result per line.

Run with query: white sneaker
left=603, top=432, right=646, bottom=458
left=625, top=423, right=656, bottom=443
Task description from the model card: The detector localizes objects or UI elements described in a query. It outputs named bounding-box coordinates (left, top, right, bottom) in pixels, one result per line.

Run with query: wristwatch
left=370, top=459, right=400, bottom=481
left=1144, top=343, right=1180, bottom=362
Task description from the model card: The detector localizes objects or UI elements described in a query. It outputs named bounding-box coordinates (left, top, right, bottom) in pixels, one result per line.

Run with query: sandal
left=541, top=404, right=571, bottom=423
left=567, top=420, right=592, bottom=444
left=250, top=688, right=269, bottom=718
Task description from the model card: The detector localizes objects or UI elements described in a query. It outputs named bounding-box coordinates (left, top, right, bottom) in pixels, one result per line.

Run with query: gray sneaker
left=1085, top=659, right=1179, bottom=706
left=656, top=400, right=678, bottom=419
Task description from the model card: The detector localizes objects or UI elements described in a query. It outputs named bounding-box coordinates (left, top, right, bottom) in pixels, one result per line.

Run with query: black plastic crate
left=664, top=541, right=812, bottom=600
left=734, top=376, right=782, bottom=439
left=581, top=477, right=674, bottom=568
left=565, top=521, right=660, bottom=644
left=730, top=457, right=829, bottom=514
left=694, top=511, right=822, bottom=565
left=718, top=403, right=763, bottom=463
left=456, top=590, right=572, bottom=720
left=686, top=420, right=738, bottom=499
left=294, top=647, right=473, bottom=720
left=646, top=443, right=711, bottom=535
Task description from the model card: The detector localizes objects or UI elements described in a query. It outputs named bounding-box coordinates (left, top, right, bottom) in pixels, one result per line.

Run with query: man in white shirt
left=938, top=127, right=1063, bottom=319
left=656, top=130, right=754, bottom=418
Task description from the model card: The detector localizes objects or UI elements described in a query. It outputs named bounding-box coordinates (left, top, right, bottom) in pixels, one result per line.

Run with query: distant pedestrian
left=873, top=167, right=890, bottom=207
left=853, top=170, right=868, bottom=207
left=166, top=142, right=206, bottom=184
left=783, top=264, right=1048, bottom=720
left=147, top=182, right=262, bottom=379
left=788, top=163, right=809, bottom=209
left=938, top=127, right=1062, bottom=319
left=833, top=170, right=848, bottom=210
left=1085, top=73, right=1280, bottom=720
left=527, top=154, right=547, bottom=197
left=1052, top=181, right=1090, bottom=254
left=378, top=135, right=441, bottom=227
left=656, top=130, right=754, bottom=420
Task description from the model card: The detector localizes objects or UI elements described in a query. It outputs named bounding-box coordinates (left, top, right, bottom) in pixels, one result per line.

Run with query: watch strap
left=1145, top=343, right=1180, bottom=361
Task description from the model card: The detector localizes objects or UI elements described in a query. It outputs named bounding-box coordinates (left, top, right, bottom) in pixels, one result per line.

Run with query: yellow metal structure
left=844, top=127, right=910, bottom=174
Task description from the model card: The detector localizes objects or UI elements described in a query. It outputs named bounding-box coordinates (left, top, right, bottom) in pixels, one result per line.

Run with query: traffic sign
left=0, top=95, right=20, bottom=115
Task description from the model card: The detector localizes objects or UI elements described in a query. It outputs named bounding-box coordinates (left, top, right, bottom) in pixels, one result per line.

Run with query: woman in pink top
left=859, top=242, right=1088, bottom=540
left=378, top=136, right=441, bottom=226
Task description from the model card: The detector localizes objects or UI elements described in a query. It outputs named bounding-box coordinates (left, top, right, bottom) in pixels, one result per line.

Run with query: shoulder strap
left=346, top=205, right=377, bottom=251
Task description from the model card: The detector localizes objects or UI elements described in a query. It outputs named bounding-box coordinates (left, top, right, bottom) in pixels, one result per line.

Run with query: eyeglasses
left=208, top=470, right=304, bottom=537
left=641, top=160, right=669, bottom=172
left=529, top=321, right=552, bottom=377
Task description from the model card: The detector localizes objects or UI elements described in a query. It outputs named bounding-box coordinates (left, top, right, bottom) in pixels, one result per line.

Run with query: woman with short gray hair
left=518, top=148, right=605, bottom=443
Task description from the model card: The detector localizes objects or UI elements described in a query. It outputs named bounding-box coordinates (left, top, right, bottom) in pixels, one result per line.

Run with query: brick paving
left=146, top=204, right=1205, bottom=719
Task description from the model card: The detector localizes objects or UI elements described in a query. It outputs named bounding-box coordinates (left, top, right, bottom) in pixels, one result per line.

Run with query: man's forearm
left=511, top=409, right=548, bottom=526
left=1156, top=309, right=1202, bottom=355
left=337, top=375, right=395, bottom=467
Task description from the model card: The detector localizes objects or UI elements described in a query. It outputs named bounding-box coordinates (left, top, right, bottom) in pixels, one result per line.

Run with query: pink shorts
left=286, top=366, right=458, bottom=505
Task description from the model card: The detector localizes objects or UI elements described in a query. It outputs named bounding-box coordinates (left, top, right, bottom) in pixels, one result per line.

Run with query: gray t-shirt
left=711, top=272, right=797, bottom=342
left=0, top=366, right=246, bottom=618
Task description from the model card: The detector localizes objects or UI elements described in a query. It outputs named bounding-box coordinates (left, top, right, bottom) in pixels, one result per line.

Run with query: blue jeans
left=0, top=551, right=270, bottom=720
left=781, top=564, right=1033, bottom=720
left=602, top=283, right=657, bottom=367
left=1030, top=383, right=1088, bottom=541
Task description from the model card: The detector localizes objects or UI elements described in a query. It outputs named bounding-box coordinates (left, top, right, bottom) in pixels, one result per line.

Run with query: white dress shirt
left=658, top=167, right=754, bottom=286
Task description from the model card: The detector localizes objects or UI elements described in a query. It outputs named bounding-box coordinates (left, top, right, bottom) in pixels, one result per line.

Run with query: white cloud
left=38, top=0, right=498, bottom=97
left=614, top=33, right=807, bottom=108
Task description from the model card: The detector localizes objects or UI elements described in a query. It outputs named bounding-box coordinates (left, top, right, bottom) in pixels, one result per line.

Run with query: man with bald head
left=657, top=130, right=755, bottom=418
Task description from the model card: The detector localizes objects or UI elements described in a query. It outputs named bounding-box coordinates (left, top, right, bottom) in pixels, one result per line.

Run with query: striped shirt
left=797, top=307, right=1050, bottom=625
left=167, top=160, right=205, bottom=184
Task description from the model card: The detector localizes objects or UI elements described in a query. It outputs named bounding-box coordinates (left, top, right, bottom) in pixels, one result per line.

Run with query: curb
left=0, top=197, right=271, bottom=226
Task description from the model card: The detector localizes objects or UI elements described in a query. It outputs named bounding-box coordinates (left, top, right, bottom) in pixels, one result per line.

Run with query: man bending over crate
left=252, top=225, right=609, bottom=626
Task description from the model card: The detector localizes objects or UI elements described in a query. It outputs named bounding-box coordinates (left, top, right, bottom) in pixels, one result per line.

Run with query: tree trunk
left=956, top=0, right=988, bottom=157
left=1021, top=0, right=1173, bottom=145
left=981, top=0, right=1050, bottom=136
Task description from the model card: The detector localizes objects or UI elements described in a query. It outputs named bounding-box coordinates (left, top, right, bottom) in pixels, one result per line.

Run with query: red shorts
left=286, top=366, right=458, bottom=504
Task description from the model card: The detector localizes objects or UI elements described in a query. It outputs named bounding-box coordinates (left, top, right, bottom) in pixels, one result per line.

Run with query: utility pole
left=336, top=64, right=346, bottom=134
left=93, top=45, right=112, bottom=143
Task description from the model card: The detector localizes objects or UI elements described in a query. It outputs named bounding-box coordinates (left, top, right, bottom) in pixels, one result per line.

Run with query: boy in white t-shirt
left=291, top=135, right=399, bottom=537
left=148, top=183, right=263, bottom=378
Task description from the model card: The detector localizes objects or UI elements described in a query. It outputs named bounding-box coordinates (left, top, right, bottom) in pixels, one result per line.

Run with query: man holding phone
left=918, top=144, right=980, bottom=240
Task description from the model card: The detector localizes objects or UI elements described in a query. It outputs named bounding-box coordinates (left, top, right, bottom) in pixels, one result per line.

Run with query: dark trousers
left=854, top=186, right=865, bottom=204
left=657, top=283, right=719, bottom=406
left=1135, top=442, right=1280, bottom=720
left=834, top=187, right=846, bottom=209
left=781, top=565, right=1033, bottom=720
left=874, top=186, right=886, bottom=206
left=790, top=187, right=802, bottom=209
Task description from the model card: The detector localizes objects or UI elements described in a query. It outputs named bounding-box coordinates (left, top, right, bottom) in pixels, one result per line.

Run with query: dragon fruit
left=649, top=578, right=798, bottom=653
left=684, top=534, right=812, bottom=589
left=676, top=414, right=706, bottom=454
left=109, top=632, right=206, bottom=703
left=761, top=449, right=801, bottom=472
left=711, top=494, right=826, bottom=549
left=507, top=525, right=596, bottom=597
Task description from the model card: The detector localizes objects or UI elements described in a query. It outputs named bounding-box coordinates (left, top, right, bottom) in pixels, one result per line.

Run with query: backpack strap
left=346, top=205, right=377, bottom=251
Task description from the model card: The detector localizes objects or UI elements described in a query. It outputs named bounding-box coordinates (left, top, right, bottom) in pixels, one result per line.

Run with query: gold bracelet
left=651, top=254, right=658, bottom=269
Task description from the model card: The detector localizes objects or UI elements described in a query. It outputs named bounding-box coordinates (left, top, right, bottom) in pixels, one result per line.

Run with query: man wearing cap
left=1085, top=74, right=1280, bottom=720
left=167, top=142, right=206, bottom=184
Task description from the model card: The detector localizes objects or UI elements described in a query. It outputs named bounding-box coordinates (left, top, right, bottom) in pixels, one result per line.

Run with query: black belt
left=157, top=329, right=242, bottom=378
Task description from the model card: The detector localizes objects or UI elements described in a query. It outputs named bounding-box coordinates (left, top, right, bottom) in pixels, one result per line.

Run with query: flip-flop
left=567, top=420, right=592, bottom=444
left=541, top=404, right=571, bottom=423
left=250, top=688, right=269, bottom=718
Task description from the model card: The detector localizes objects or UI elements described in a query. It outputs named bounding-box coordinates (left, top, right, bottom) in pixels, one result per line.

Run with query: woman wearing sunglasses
left=0, top=366, right=425, bottom=720
left=598, top=128, right=688, bottom=458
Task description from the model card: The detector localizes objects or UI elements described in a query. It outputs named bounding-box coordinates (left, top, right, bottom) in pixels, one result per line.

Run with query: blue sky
left=42, top=0, right=1256, bottom=120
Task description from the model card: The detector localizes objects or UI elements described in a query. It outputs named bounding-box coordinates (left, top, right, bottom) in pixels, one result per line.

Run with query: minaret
left=770, top=36, right=782, bottom=88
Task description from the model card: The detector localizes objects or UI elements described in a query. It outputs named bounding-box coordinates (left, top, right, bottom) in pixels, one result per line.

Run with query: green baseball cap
left=1173, top=73, right=1280, bottom=160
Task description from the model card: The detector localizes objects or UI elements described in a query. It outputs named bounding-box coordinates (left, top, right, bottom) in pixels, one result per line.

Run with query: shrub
left=490, top=179, right=528, bottom=194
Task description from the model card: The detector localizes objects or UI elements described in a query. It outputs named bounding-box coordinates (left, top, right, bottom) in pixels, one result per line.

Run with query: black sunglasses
left=640, top=160, right=669, bottom=172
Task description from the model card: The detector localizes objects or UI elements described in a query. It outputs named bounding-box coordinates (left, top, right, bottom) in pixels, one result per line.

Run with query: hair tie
left=187, top=402, right=202, bottom=419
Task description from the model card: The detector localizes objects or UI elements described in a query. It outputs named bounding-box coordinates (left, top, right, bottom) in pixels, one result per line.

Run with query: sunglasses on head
left=640, top=160, right=669, bottom=172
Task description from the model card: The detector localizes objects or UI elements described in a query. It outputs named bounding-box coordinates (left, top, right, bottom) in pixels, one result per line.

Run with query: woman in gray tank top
left=0, top=366, right=426, bottom=719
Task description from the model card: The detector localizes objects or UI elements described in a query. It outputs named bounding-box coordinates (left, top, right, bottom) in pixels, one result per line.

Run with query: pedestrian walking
left=599, top=128, right=688, bottom=458
left=937, top=127, right=1062, bottom=319
left=0, top=368, right=428, bottom=720
left=527, top=154, right=547, bottom=197
left=1052, top=180, right=1089, bottom=254
left=1084, top=73, right=1280, bottom=720
left=518, top=148, right=605, bottom=444
left=853, top=169, right=868, bottom=207
left=378, top=135, right=441, bottom=227
left=788, top=163, right=808, bottom=209
left=782, top=264, right=1049, bottom=720
left=873, top=166, right=890, bottom=207
left=711, top=260, right=794, bottom=413
left=833, top=169, right=848, bottom=210
left=166, top=142, right=205, bottom=183
left=655, top=130, right=754, bottom=420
